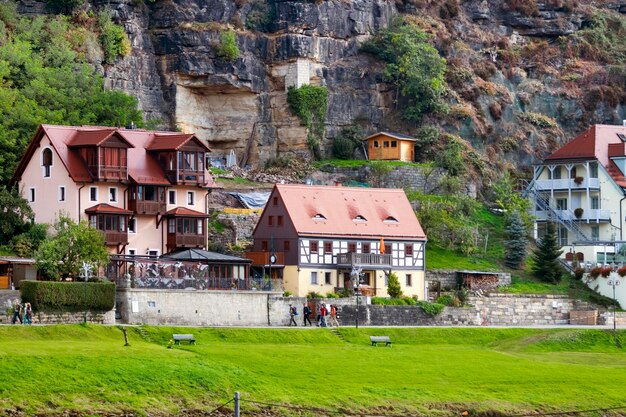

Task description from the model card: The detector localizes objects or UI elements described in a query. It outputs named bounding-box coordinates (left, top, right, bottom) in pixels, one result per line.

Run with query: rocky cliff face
left=39, top=0, right=626, bottom=176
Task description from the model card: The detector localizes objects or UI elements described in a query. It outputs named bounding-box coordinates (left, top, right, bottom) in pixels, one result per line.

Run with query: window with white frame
left=553, top=167, right=562, bottom=179
left=128, top=248, right=137, bottom=257
left=556, top=198, right=567, bottom=211
left=42, top=148, right=53, bottom=178
left=590, top=162, right=598, bottom=178
left=109, top=187, right=117, bottom=202
left=58, top=186, right=66, bottom=202
left=89, top=187, right=98, bottom=202
left=591, top=226, right=600, bottom=241
left=187, top=191, right=195, bottom=205
left=128, top=218, right=137, bottom=233
left=310, top=271, right=318, bottom=284
left=591, top=196, right=599, bottom=210
left=29, top=188, right=35, bottom=203
left=147, top=249, right=159, bottom=258
left=558, top=226, right=568, bottom=246
left=168, top=190, right=176, bottom=205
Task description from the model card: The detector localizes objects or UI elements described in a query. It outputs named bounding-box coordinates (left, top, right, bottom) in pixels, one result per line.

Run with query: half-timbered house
left=247, top=184, right=427, bottom=298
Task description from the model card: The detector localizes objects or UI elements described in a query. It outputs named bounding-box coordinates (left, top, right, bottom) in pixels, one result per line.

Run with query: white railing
left=534, top=178, right=600, bottom=190
left=534, top=209, right=611, bottom=222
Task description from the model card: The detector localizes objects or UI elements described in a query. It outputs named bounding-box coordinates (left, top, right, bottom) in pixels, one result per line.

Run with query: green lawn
left=1, top=325, right=625, bottom=416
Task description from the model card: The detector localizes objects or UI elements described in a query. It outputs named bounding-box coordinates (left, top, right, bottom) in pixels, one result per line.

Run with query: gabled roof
left=84, top=203, right=133, bottom=215
left=262, top=184, right=426, bottom=240
left=10, top=124, right=217, bottom=187
left=544, top=124, right=626, bottom=188
left=164, top=207, right=210, bottom=217
left=68, top=130, right=134, bottom=148
left=364, top=131, right=417, bottom=142
left=147, top=134, right=210, bottom=152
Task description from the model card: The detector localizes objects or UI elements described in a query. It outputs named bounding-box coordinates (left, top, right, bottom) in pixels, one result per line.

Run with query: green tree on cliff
left=362, top=17, right=447, bottom=122
left=0, top=3, right=143, bottom=184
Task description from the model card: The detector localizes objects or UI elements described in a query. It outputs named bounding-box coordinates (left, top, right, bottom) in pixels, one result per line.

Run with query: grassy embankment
left=1, top=325, right=625, bottom=416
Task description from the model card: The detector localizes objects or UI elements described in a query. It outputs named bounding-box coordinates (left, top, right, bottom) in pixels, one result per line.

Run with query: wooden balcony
left=88, top=165, right=128, bottom=182
left=245, top=251, right=285, bottom=266
left=167, top=233, right=206, bottom=250
left=165, top=169, right=205, bottom=185
left=101, top=231, right=128, bottom=245
left=336, top=252, right=392, bottom=268
left=128, top=200, right=166, bottom=215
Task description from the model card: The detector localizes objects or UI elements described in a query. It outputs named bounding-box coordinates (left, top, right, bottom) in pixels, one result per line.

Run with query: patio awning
left=161, top=248, right=251, bottom=264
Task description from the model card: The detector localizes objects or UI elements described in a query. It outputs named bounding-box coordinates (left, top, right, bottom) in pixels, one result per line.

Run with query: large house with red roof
left=527, top=124, right=626, bottom=265
left=10, top=124, right=216, bottom=260
left=246, top=184, right=427, bottom=298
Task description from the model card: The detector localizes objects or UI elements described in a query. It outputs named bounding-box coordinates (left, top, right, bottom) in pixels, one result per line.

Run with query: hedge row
left=21, top=281, right=116, bottom=312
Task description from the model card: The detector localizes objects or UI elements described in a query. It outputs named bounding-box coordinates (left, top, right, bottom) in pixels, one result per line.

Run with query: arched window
left=42, top=148, right=53, bottom=178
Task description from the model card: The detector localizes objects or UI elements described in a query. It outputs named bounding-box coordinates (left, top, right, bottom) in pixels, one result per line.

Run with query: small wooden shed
left=0, top=257, right=37, bottom=289
left=364, top=132, right=416, bottom=162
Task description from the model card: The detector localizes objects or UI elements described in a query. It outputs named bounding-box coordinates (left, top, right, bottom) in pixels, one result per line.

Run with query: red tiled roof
left=544, top=124, right=626, bottom=187
left=84, top=203, right=133, bottom=215
left=68, top=130, right=134, bottom=148
left=147, top=134, right=210, bottom=152
left=10, top=124, right=218, bottom=187
left=265, top=184, right=426, bottom=240
left=164, top=207, right=209, bottom=217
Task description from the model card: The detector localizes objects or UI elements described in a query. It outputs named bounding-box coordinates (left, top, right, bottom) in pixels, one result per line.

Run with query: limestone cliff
left=19, top=0, right=626, bottom=177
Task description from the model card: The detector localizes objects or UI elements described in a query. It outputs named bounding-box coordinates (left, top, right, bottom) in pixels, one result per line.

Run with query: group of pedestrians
left=289, top=302, right=339, bottom=327
left=11, top=300, right=32, bottom=325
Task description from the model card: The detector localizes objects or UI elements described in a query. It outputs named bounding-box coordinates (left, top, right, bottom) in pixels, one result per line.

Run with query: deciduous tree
left=36, top=215, right=109, bottom=280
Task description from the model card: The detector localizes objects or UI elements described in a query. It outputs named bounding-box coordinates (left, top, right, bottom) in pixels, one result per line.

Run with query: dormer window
left=42, top=148, right=53, bottom=178
left=353, top=215, right=367, bottom=222
left=313, top=213, right=326, bottom=221
left=384, top=216, right=398, bottom=223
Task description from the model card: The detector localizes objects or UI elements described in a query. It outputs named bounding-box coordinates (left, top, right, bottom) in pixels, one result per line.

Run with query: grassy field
left=1, top=326, right=625, bottom=416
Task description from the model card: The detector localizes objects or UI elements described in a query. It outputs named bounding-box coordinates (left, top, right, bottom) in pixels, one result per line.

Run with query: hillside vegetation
left=1, top=325, right=625, bottom=416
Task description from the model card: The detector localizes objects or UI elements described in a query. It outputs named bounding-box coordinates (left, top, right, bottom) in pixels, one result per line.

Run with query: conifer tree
left=387, top=272, right=403, bottom=298
left=531, top=222, right=564, bottom=284
left=504, top=210, right=528, bottom=269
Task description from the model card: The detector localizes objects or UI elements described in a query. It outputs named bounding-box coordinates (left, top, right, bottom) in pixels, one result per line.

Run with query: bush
left=387, top=272, right=403, bottom=298
left=216, top=29, right=240, bottom=62
left=325, top=292, right=340, bottom=299
left=97, top=8, right=131, bottom=64
left=435, top=294, right=454, bottom=306
left=332, top=136, right=356, bottom=160
left=306, top=291, right=322, bottom=299
left=573, top=267, right=585, bottom=280
left=416, top=301, right=445, bottom=316
left=21, top=281, right=115, bottom=312
left=45, top=0, right=85, bottom=14
left=283, top=291, right=292, bottom=297
left=287, top=85, right=328, bottom=159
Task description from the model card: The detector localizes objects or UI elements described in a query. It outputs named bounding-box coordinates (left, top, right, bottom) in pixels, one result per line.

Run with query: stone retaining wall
left=2, top=309, right=115, bottom=325
left=337, top=294, right=603, bottom=327
left=426, top=270, right=512, bottom=292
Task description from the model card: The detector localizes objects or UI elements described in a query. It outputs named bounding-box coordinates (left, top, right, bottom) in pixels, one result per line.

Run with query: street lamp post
left=608, top=276, right=621, bottom=331
left=355, top=283, right=360, bottom=329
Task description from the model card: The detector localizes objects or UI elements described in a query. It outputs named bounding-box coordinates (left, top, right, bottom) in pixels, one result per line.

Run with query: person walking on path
left=303, top=303, right=312, bottom=326
left=319, top=304, right=328, bottom=327
left=329, top=304, right=339, bottom=327
left=288, top=304, right=298, bottom=326
left=11, top=300, right=22, bottom=324
left=23, top=302, right=32, bottom=325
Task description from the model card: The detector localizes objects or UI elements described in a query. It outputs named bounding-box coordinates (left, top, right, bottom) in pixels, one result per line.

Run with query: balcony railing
left=101, top=230, right=128, bottom=245
left=165, top=169, right=206, bottom=185
left=336, top=252, right=392, bottom=267
left=245, top=251, right=285, bottom=266
left=167, top=233, right=206, bottom=250
left=534, top=178, right=600, bottom=190
left=534, top=209, right=611, bottom=222
left=88, top=165, right=128, bottom=181
left=128, top=200, right=166, bottom=214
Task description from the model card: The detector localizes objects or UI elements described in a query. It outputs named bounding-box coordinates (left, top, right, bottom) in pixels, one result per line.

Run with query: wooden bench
left=173, top=334, right=196, bottom=345
left=370, top=335, right=392, bottom=347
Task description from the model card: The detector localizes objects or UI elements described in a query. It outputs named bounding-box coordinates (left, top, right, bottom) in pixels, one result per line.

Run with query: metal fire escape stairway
left=523, top=181, right=590, bottom=243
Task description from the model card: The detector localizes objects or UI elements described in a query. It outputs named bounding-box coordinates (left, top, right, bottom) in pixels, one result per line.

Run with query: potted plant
left=590, top=267, right=602, bottom=279
left=617, top=266, right=626, bottom=277
left=574, top=207, right=584, bottom=219
left=574, top=176, right=584, bottom=185
left=601, top=266, right=613, bottom=277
